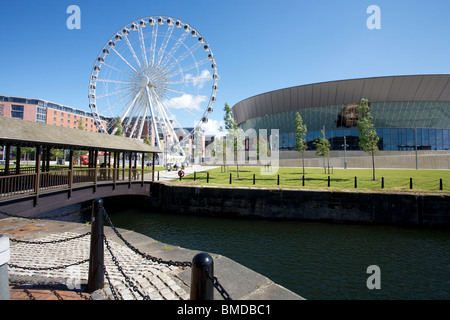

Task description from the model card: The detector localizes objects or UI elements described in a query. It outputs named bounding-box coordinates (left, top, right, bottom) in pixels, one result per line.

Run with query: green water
left=105, top=209, right=450, bottom=300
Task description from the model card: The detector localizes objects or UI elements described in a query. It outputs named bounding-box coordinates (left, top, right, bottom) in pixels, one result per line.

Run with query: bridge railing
left=0, top=167, right=147, bottom=201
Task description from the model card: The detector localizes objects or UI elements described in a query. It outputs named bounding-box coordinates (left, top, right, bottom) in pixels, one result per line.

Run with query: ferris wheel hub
left=138, top=75, right=150, bottom=87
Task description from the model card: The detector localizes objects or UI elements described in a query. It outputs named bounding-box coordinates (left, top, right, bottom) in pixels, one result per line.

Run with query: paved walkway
left=0, top=216, right=304, bottom=300
left=152, top=165, right=218, bottom=181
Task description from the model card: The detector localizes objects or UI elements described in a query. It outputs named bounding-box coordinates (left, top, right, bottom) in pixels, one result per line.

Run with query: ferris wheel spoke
left=160, top=30, right=189, bottom=68
left=151, top=89, right=179, bottom=145
left=96, top=78, right=134, bottom=85
left=111, top=48, right=139, bottom=74
left=101, top=62, right=135, bottom=78
left=124, top=35, right=142, bottom=70
left=157, top=89, right=202, bottom=121
left=166, top=57, right=211, bottom=80
left=138, top=26, right=149, bottom=68
left=148, top=22, right=159, bottom=66
left=144, top=86, right=162, bottom=148
left=156, top=23, right=175, bottom=66
left=96, top=87, right=133, bottom=100
left=165, top=41, right=203, bottom=74
left=122, top=91, right=144, bottom=130
left=120, top=90, right=142, bottom=124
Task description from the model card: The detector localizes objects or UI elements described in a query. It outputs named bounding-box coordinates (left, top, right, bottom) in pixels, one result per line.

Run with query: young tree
left=294, top=112, right=308, bottom=175
left=356, top=98, right=379, bottom=180
left=114, top=116, right=123, bottom=136
left=223, top=102, right=243, bottom=177
left=76, top=118, right=84, bottom=130
left=313, top=130, right=330, bottom=174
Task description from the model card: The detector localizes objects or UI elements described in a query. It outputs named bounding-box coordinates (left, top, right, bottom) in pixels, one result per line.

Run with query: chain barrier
left=103, top=234, right=150, bottom=300
left=1, top=204, right=233, bottom=300
left=9, top=232, right=91, bottom=245
left=208, top=272, right=232, bottom=300
left=3, top=208, right=91, bottom=274
left=101, top=207, right=192, bottom=268
left=0, top=205, right=92, bottom=220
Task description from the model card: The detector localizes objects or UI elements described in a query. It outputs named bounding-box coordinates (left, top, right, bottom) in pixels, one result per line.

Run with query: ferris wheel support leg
left=145, top=87, right=162, bottom=151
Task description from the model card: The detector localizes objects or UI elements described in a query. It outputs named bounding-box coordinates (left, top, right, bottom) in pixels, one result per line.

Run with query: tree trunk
left=372, top=149, right=375, bottom=180
left=302, top=151, right=305, bottom=175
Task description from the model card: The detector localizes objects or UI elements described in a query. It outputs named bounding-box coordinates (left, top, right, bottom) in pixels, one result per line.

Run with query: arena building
left=231, top=74, right=450, bottom=169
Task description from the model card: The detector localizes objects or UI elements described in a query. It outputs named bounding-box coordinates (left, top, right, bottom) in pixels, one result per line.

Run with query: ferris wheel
left=88, top=16, right=218, bottom=164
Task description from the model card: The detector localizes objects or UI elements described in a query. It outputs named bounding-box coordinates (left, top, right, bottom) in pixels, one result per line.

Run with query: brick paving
left=5, top=228, right=191, bottom=300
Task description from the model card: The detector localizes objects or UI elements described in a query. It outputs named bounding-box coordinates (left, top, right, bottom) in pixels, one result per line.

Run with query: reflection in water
left=102, top=209, right=450, bottom=300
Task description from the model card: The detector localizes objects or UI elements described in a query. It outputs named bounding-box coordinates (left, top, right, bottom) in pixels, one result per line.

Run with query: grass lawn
left=174, top=166, right=450, bottom=194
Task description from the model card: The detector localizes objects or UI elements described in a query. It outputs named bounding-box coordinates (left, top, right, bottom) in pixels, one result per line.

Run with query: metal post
left=328, top=175, right=330, bottom=187
left=410, top=178, right=413, bottom=190
left=190, top=252, right=214, bottom=300
left=0, top=235, right=10, bottom=300
left=381, top=177, right=384, bottom=189
left=354, top=176, right=357, bottom=188
left=302, top=174, right=305, bottom=186
left=277, top=174, right=280, bottom=185
left=344, top=136, right=347, bottom=169
left=229, top=173, right=232, bottom=184
left=253, top=173, right=255, bottom=185
left=88, top=198, right=104, bottom=293
left=207, top=172, right=209, bottom=183
left=440, top=179, right=443, bottom=191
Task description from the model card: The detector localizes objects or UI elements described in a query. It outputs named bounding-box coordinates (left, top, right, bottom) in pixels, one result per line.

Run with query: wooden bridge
left=0, top=116, right=161, bottom=217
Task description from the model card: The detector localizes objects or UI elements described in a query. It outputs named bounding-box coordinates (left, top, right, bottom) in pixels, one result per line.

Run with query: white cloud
left=199, top=119, right=226, bottom=137
left=184, top=69, right=211, bottom=89
left=164, top=93, right=208, bottom=112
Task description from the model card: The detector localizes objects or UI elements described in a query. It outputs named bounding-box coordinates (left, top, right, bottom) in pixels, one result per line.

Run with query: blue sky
left=1, top=0, right=450, bottom=132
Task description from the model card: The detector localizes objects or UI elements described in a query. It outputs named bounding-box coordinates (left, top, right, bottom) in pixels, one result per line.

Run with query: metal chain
left=103, top=234, right=150, bottom=300
left=208, top=272, right=232, bottom=300
left=8, top=258, right=89, bottom=271
left=0, top=205, right=91, bottom=220
left=103, top=264, right=120, bottom=300
left=101, top=207, right=192, bottom=268
left=9, top=232, right=91, bottom=245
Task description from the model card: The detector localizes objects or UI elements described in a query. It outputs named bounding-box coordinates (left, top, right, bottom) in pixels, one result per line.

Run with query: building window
left=11, top=105, right=24, bottom=119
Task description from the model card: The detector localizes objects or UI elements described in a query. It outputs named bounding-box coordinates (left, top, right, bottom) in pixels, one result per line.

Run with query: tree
left=356, top=98, right=379, bottom=180
left=223, top=102, right=244, bottom=177
left=76, top=118, right=84, bottom=130
left=294, top=112, right=308, bottom=175
left=114, top=116, right=123, bottom=136
left=313, top=130, right=330, bottom=174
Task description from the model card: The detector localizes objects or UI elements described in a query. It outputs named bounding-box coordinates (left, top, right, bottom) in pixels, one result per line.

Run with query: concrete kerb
left=0, top=217, right=304, bottom=300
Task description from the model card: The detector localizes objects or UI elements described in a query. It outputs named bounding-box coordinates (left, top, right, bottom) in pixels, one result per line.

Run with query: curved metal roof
left=232, top=74, right=450, bottom=125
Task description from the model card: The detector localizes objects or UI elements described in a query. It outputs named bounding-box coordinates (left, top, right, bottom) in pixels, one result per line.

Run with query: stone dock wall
left=144, top=183, right=450, bottom=228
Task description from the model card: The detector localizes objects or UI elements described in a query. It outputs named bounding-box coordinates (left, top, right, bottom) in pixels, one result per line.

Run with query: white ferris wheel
left=88, top=16, right=218, bottom=164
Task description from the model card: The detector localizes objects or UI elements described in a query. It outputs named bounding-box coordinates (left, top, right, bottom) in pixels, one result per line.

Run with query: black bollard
left=354, top=176, right=357, bottom=188
left=207, top=172, right=209, bottom=183
left=190, top=252, right=214, bottom=300
left=328, top=176, right=330, bottom=187
left=410, top=178, right=413, bottom=189
left=253, top=173, right=255, bottom=185
left=440, top=178, right=443, bottom=191
left=88, top=198, right=104, bottom=293
left=381, top=177, right=384, bottom=189
left=302, top=174, right=305, bottom=186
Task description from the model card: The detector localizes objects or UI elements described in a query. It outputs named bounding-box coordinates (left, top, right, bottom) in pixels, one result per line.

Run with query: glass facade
left=239, top=101, right=450, bottom=151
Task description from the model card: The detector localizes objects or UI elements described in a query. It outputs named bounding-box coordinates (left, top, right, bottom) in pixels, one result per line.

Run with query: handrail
left=0, top=167, right=149, bottom=201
